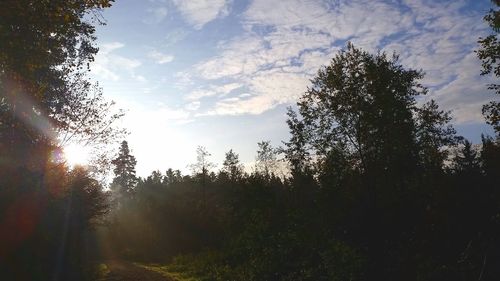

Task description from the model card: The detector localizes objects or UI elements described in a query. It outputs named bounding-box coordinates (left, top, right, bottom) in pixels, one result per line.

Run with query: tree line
left=106, top=40, right=500, bottom=280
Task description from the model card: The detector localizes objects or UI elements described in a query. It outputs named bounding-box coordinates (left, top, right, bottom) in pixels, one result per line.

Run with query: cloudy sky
left=88, top=0, right=496, bottom=176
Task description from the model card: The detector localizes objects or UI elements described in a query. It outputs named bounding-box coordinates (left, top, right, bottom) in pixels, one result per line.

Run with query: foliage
left=255, top=140, right=281, bottom=176
left=0, top=0, right=120, bottom=163
left=190, top=146, right=216, bottom=176
left=221, top=149, right=244, bottom=181
left=477, top=0, right=500, bottom=136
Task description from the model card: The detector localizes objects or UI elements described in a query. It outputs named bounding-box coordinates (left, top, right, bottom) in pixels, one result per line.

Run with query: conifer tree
left=111, top=140, right=137, bottom=196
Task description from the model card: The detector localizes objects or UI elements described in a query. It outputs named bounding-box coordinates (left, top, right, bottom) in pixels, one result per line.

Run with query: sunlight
left=63, top=143, right=91, bottom=167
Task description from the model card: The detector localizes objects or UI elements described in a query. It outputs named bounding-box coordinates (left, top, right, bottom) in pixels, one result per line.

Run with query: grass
left=92, top=263, right=111, bottom=281
left=134, top=250, right=236, bottom=281
left=135, top=263, right=200, bottom=281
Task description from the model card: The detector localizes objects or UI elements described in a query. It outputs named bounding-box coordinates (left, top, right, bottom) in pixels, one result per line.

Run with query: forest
left=1, top=0, right=500, bottom=280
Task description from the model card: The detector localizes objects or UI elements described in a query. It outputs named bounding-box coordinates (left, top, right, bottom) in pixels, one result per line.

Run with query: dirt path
left=101, top=260, right=175, bottom=281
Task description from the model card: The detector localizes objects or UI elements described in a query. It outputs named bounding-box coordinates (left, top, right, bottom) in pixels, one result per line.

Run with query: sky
left=86, top=0, right=497, bottom=177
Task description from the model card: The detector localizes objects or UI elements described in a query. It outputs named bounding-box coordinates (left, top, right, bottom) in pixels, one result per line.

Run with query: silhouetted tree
left=285, top=43, right=460, bottom=280
left=190, top=146, right=216, bottom=176
left=477, top=0, right=500, bottom=135
left=111, top=140, right=137, bottom=196
left=190, top=146, right=215, bottom=208
left=284, top=109, right=312, bottom=176
left=452, top=140, right=480, bottom=174
left=165, top=168, right=182, bottom=185
left=416, top=99, right=459, bottom=176
left=221, top=149, right=244, bottom=181
left=255, top=141, right=279, bottom=176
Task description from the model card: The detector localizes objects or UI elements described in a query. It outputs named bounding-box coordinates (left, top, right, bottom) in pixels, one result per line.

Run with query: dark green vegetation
left=1, top=0, right=500, bottom=281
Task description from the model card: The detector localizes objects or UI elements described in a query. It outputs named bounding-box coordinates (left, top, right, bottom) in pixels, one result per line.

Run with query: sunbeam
left=63, top=143, right=91, bottom=167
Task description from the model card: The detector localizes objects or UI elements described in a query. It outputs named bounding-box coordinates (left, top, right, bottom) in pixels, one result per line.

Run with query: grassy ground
left=88, top=263, right=110, bottom=281
left=90, top=260, right=175, bottom=281
left=134, top=263, right=199, bottom=281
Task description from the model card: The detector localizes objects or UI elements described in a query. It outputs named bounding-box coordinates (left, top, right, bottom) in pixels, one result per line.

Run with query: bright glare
left=63, top=143, right=91, bottom=167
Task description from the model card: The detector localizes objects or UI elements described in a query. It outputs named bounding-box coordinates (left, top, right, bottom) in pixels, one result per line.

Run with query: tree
left=415, top=100, right=459, bottom=175
left=477, top=0, right=500, bottom=136
left=290, top=44, right=416, bottom=177
left=287, top=44, right=459, bottom=179
left=165, top=168, right=182, bottom=185
left=221, top=149, right=244, bottom=181
left=111, top=140, right=138, bottom=196
left=481, top=135, right=500, bottom=178
left=452, top=140, right=480, bottom=174
left=190, top=146, right=216, bottom=177
left=0, top=0, right=120, bottom=175
left=284, top=109, right=312, bottom=176
left=255, top=141, right=279, bottom=176
left=285, top=43, right=459, bottom=279
left=190, top=146, right=215, bottom=208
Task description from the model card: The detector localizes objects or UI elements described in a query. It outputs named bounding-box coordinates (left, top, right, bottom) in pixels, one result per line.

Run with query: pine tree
left=111, top=140, right=137, bottom=196
left=453, top=140, right=480, bottom=174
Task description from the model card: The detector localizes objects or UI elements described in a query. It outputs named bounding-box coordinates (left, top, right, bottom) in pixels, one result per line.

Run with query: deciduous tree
left=477, top=0, right=500, bottom=135
left=255, top=141, right=279, bottom=176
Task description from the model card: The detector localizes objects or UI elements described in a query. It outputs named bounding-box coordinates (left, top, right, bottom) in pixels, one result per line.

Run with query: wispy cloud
left=148, top=50, right=174, bottom=64
left=180, top=0, right=492, bottom=124
left=185, top=83, right=243, bottom=101
left=144, top=6, right=168, bottom=24
left=205, top=71, right=310, bottom=115
left=173, top=71, right=194, bottom=90
left=163, top=28, right=190, bottom=46
left=186, top=89, right=217, bottom=101
left=214, top=83, right=243, bottom=96
left=91, top=42, right=142, bottom=81
left=172, top=0, right=231, bottom=29
left=185, top=101, right=201, bottom=111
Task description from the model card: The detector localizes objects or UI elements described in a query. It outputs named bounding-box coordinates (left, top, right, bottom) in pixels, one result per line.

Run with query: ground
left=98, top=260, right=176, bottom=281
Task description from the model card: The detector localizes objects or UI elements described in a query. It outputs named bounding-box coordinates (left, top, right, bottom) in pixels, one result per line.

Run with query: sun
left=63, top=143, right=91, bottom=167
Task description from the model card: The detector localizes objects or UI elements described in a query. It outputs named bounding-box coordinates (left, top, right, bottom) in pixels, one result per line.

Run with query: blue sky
left=88, top=0, right=497, bottom=176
